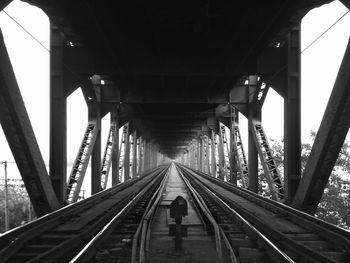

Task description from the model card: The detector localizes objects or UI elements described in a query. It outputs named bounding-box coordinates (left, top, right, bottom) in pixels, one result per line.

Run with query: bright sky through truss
left=0, top=0, right=350, bottom=193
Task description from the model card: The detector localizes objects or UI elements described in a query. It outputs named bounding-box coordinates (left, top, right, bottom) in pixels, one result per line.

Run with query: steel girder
left=292, top=39, right=350, bottom=214
left=0, top=29, right=61, bottom=216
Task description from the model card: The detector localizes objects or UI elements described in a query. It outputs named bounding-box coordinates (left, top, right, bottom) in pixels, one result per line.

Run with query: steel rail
left=176, top=165, right=237, bottom=263
left=179, top=164, right=349, bottom=263
left=0, top=166, right=163, bottom=249
left=70, top=166, right=169, bottom=262
left=0, top=166, right=168, bottom=262
left=183, top=164, right=350, bottom=247
left=137, top=165, right=170, bottom=263
left=178, top=164, right=294, bottom=263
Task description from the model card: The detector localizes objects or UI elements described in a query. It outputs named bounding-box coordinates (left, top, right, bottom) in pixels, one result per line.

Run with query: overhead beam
left=292, top=39, right=350, bottom=214
left=0, top=29, right=61, bottom=216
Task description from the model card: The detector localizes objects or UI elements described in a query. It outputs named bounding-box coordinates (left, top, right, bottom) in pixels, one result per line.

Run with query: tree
left=0, top=181, right=33, bottom=233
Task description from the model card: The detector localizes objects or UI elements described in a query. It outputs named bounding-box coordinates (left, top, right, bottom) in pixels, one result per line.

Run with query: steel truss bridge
left=0, top=0, right=350, bottom=262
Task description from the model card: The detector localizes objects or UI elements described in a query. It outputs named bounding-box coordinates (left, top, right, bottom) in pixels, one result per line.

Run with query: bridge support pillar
left=144, top=139, right=150, bottom=171
left=124, top=127, right=131, bottom=180
left=132, top=130, right=137, bottom=177
left=204, top=136, right=210, bottom=174
left=284, top=26, right=301, bottom=203
left=211, top=130, right=217, bottom=177
left=89, top=79, right=102, bottom=195
left=0, top=29, right=61, bottom=216
left=197, top=138, right=202, bottom=171
left=91, top=121, right=101, bottom=194
left=248, top=76, right=260, bottom=193
left=139, top=137, right=145, bottom=174
left=111, top=106, right=119, bottom=185
left=217, top=130, right=225, bottom=180
left=49, top=25, right=67, bottom=204
left=229, top=106, right=239, bottom=185
left=293, top=38, right=350, bottom=214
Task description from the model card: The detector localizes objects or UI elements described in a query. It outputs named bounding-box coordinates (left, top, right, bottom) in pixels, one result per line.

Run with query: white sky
left=0, top=1, right=349, bottom=189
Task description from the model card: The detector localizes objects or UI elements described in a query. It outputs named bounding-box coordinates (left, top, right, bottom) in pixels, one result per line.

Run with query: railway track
left=70, top=165, right=170, bottom=263
left=0, top=165, right=170, bottom=263
left=177, top=165, right=293, bottom=263
left=177, top=164, right=350, bottom=263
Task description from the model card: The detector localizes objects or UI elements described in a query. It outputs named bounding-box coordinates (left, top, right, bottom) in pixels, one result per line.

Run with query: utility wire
left=265, top=9, right=350, bottom=89
left=301, top=9, right=350, bottom=54
left=2, top=10, right=50, bottom=52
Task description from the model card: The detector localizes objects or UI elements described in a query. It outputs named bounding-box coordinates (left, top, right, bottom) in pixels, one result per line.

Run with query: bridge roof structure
left=19, top=0, right=334, bottom=158
left=2, top=0, right=350, bottom=217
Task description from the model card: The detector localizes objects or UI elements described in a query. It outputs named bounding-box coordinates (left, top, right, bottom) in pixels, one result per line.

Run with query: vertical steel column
left=132, top=130, right=137, bottom=177
left=151, top=143, right=156, bottom=168
left=229, top=106, right=238, bottom=185
left=124, top=131, right=131, bottom=180
left=248, top=76, right=260, bottom=193
left=284, top=26, right=301, bottom=203
left=189, top=142, right=193, bottom=168
left=197, top=138, right=202, bottom=171
left=136, top=137, right=141, bottom=174
left=205, top=136, right=210, bottom=174
left=217, top=131, right=225, bottom=180
left=0, top=29, right=61, bottom=216
left=49, top=25, right=67, bottom=204
left=111, top=106, right=119, bottom=185
left=193, top=142, right=196, bottom=169
left=140, top=137, right=145, bottom=173
left=91, top=121, right=101, bottom=194
left=201, top=137, right=205, bottom=172
left=148, top=142, right=153, bottom=169
left=144, top=139, right=150, bottom=171
left=90, top=77, right=101, bottom=195
left=211, top=130, right=217, bottom=177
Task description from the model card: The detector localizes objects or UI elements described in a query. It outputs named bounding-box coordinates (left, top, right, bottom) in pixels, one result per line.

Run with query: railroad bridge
left=0, top=0, right=350, bottom=262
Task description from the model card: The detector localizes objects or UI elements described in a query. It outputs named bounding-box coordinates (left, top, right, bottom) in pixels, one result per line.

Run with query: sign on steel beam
left=250, top=120, right=284, bottom=202
left=66, top=121, right=99, bottom=203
